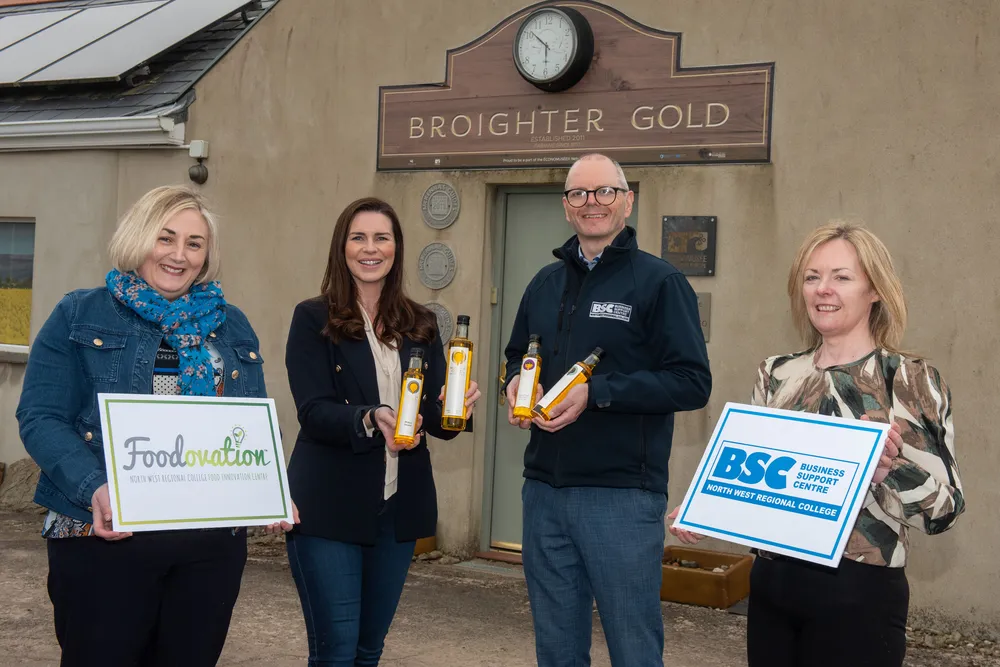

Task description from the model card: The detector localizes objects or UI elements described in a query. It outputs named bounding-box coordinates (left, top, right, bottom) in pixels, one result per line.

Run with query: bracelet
left=366, top=404, right=391, bottom=431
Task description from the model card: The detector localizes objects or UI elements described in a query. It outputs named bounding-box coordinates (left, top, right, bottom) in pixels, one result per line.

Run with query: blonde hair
left=787, top=221, right=907, bottom=353
left=108, top=185, right=221, bottom=284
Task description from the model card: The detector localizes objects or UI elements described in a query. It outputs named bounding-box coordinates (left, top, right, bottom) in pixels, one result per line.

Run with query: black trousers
left=47, top=528, right=247, bottom=667
left=747, top=555, right=909, bottom=667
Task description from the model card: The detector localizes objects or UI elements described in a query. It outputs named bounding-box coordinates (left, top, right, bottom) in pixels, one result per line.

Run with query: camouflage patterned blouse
left=752, top=348, right=965, bottom=568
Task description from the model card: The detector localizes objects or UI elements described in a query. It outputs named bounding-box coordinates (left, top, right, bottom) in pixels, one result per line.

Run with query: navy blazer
left=285, top=296, right=460, bottom=544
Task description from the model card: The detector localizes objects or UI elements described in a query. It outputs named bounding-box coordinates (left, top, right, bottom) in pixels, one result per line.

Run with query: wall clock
left=513, top=6, right=594, bottom=92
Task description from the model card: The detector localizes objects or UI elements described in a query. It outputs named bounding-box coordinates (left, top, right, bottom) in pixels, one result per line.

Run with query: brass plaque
left=661, top=216, right=717, bottom=277
left=417, top=242, right=457, bottom=289
left=423, top=302, right=454, bottom=343
left=420, top=182, right=460, bottom=229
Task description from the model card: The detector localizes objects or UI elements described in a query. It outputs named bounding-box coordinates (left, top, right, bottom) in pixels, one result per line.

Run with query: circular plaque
left=420, top=183, right=460, bottom=229
left=417, top=242, right=457, bottom=290
left=423, top=302, right=453, bottom=343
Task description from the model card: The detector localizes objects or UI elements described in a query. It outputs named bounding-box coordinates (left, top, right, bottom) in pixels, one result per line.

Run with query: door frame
left=479, top=184, right=566, bottom=553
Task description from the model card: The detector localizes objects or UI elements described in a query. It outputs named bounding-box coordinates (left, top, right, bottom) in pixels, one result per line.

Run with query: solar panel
left=0, top=9, right=79, bottom=52
left=25, top=0, right=252, bottom=85
left=0, top=0, right=252, bottom=87
left=0, top=2, right=163, bottom=85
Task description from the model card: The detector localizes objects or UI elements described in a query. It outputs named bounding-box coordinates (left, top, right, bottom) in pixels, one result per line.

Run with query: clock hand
left=530, top=31, right=551, bottom=52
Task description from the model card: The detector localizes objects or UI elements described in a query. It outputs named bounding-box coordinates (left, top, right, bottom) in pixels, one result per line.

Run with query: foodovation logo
left=701, top=442, right=859, bottom=521
left=406, top=380, right=420, bottom=394
left=122, top=425, right=272, bottom=471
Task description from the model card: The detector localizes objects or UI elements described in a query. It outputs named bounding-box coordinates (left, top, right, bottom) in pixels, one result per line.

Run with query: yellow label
left=537, top=364, right=582, bottom=409
left=443, top=346, right=470, bottom=418
left=397, top=377, right=423, bottom=437
left=514, top=358, right=539, bottom=409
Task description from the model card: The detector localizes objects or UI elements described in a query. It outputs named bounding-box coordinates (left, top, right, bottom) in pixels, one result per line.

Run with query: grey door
left=487, top=187, right=638, bottom=551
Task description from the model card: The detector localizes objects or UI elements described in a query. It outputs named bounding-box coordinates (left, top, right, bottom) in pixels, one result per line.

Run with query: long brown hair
left=321, top=197, right=436, bottom=346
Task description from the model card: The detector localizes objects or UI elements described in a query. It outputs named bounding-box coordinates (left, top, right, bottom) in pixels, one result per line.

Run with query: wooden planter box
left=414, top=536, right=437, bottom=556
left=660, top=546, right=752, bottom=609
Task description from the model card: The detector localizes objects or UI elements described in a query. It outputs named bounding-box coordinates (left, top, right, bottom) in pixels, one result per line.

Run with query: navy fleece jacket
left=502, top=226, right=712, bottom=493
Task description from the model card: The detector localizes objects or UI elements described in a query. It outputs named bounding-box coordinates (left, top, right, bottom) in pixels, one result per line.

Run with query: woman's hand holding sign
left=666, top=505, right=704, bottom=545
left=263, top=501, right=299, bottom=535
left=91, top=483, right=132, bottom=541
left=862, top=416, right=902, bottom=484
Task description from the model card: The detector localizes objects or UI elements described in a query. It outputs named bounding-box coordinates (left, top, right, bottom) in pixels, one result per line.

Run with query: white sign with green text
left=98, top=393, right=293, bottom=532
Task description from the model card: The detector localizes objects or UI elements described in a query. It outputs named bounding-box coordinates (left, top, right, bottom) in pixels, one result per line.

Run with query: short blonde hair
left=108, top=185, right=221, bottom=283
left=787, top=221, right=907, bottom=353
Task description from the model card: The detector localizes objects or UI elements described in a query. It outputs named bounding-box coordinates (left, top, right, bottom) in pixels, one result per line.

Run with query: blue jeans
left=522, top=478, right=667, bottom=667
left=286, top=498, right=416, bottom=666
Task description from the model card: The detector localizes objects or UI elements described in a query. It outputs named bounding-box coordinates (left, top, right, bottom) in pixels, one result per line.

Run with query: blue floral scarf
left=106, top=269, right=226, bottom=396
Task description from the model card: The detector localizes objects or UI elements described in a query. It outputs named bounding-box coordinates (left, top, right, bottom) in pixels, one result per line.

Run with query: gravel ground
left=0, top=512, right=994, bottom=666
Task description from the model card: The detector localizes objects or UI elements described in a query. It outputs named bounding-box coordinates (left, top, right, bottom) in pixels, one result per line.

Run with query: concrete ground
left=0, top=512, right=994, bottom=667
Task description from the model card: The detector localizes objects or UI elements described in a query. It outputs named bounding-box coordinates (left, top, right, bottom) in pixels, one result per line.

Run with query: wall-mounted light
left=188, top=140, right=209, bottom=184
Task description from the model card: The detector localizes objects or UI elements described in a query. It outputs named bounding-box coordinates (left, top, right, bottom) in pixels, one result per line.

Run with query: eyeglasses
left=563, top=186, right=628, bottom=208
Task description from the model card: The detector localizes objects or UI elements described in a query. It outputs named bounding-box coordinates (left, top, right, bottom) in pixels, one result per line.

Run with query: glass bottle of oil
left=394, top=348, right=425, bottom=448
left=512, top=334, right=542, bottom=420
left=532, top=347, right=602, bottom=420
left=441, top=315, right=473, bottom=431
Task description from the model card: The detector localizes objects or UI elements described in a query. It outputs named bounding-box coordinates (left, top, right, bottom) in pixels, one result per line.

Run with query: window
left=0, top=220, right=34, bottom=347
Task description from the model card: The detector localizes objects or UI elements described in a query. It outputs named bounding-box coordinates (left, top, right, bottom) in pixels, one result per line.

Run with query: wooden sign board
left=377, top=1, right=774, bottom=171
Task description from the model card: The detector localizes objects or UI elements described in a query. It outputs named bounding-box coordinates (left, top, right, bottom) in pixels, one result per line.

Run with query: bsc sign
left=704, top=443, right=859, bottom=522
left=673, top=403, right=888, bottom=567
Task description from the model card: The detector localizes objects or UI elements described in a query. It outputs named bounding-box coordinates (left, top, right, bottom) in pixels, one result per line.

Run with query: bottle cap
left=592, top=347, right=604, bottom=358
left=528, top=334, right=541, bottom=343
left=411, top=347, right=425, bottom=358
left=457, top=315, right=471, bottom=325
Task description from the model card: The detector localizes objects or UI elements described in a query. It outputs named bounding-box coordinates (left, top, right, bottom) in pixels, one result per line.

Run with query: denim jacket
left=15, top=286, right=267, bottom=523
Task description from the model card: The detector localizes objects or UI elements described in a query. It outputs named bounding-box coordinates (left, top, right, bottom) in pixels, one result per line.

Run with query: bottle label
left=442, top=346, right=470, bottom=418
left=537, top=364, right=582, bottom=408
left=514, top=358, right=539, bottom=408
left=397, top=377, right=423, bottom=437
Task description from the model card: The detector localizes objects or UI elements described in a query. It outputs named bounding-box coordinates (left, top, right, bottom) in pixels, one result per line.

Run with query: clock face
left=515, top=10, right=577, bottom=82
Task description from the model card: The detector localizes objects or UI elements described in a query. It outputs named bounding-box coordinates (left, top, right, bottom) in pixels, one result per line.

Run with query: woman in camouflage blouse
left=671, top=222, right=964, bottom=667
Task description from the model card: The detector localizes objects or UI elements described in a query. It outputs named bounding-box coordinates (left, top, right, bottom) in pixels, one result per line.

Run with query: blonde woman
left=16, top=186, right=292, bottom=667
left=670, top=222, right=964, bottom=667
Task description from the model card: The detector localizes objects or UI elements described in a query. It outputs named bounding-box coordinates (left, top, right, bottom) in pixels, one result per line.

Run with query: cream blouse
left=360, top=306, right=402, bottom=501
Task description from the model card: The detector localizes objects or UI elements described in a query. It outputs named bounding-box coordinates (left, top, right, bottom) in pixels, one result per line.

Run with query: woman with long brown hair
left=284, top=197, right=481, bottom=666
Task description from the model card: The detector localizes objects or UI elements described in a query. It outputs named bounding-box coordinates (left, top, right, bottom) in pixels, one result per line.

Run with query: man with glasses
left=501, top=153, right=712, bottom=666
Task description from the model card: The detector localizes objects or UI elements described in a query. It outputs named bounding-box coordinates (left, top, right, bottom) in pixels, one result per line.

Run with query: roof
left=0, top=0, right=277, bottom=124
left=0, top=0, right=65, bottom=7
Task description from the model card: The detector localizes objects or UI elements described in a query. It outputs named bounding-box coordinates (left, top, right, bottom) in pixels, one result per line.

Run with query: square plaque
left=661, top=216, right=717, bottom=277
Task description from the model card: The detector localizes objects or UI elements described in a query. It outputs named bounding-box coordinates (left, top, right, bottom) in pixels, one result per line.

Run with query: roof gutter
left=0, top=110, right=185, bottom=152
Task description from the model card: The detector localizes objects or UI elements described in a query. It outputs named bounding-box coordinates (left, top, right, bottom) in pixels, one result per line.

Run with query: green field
left=0, top=288, right=31, bottom=345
